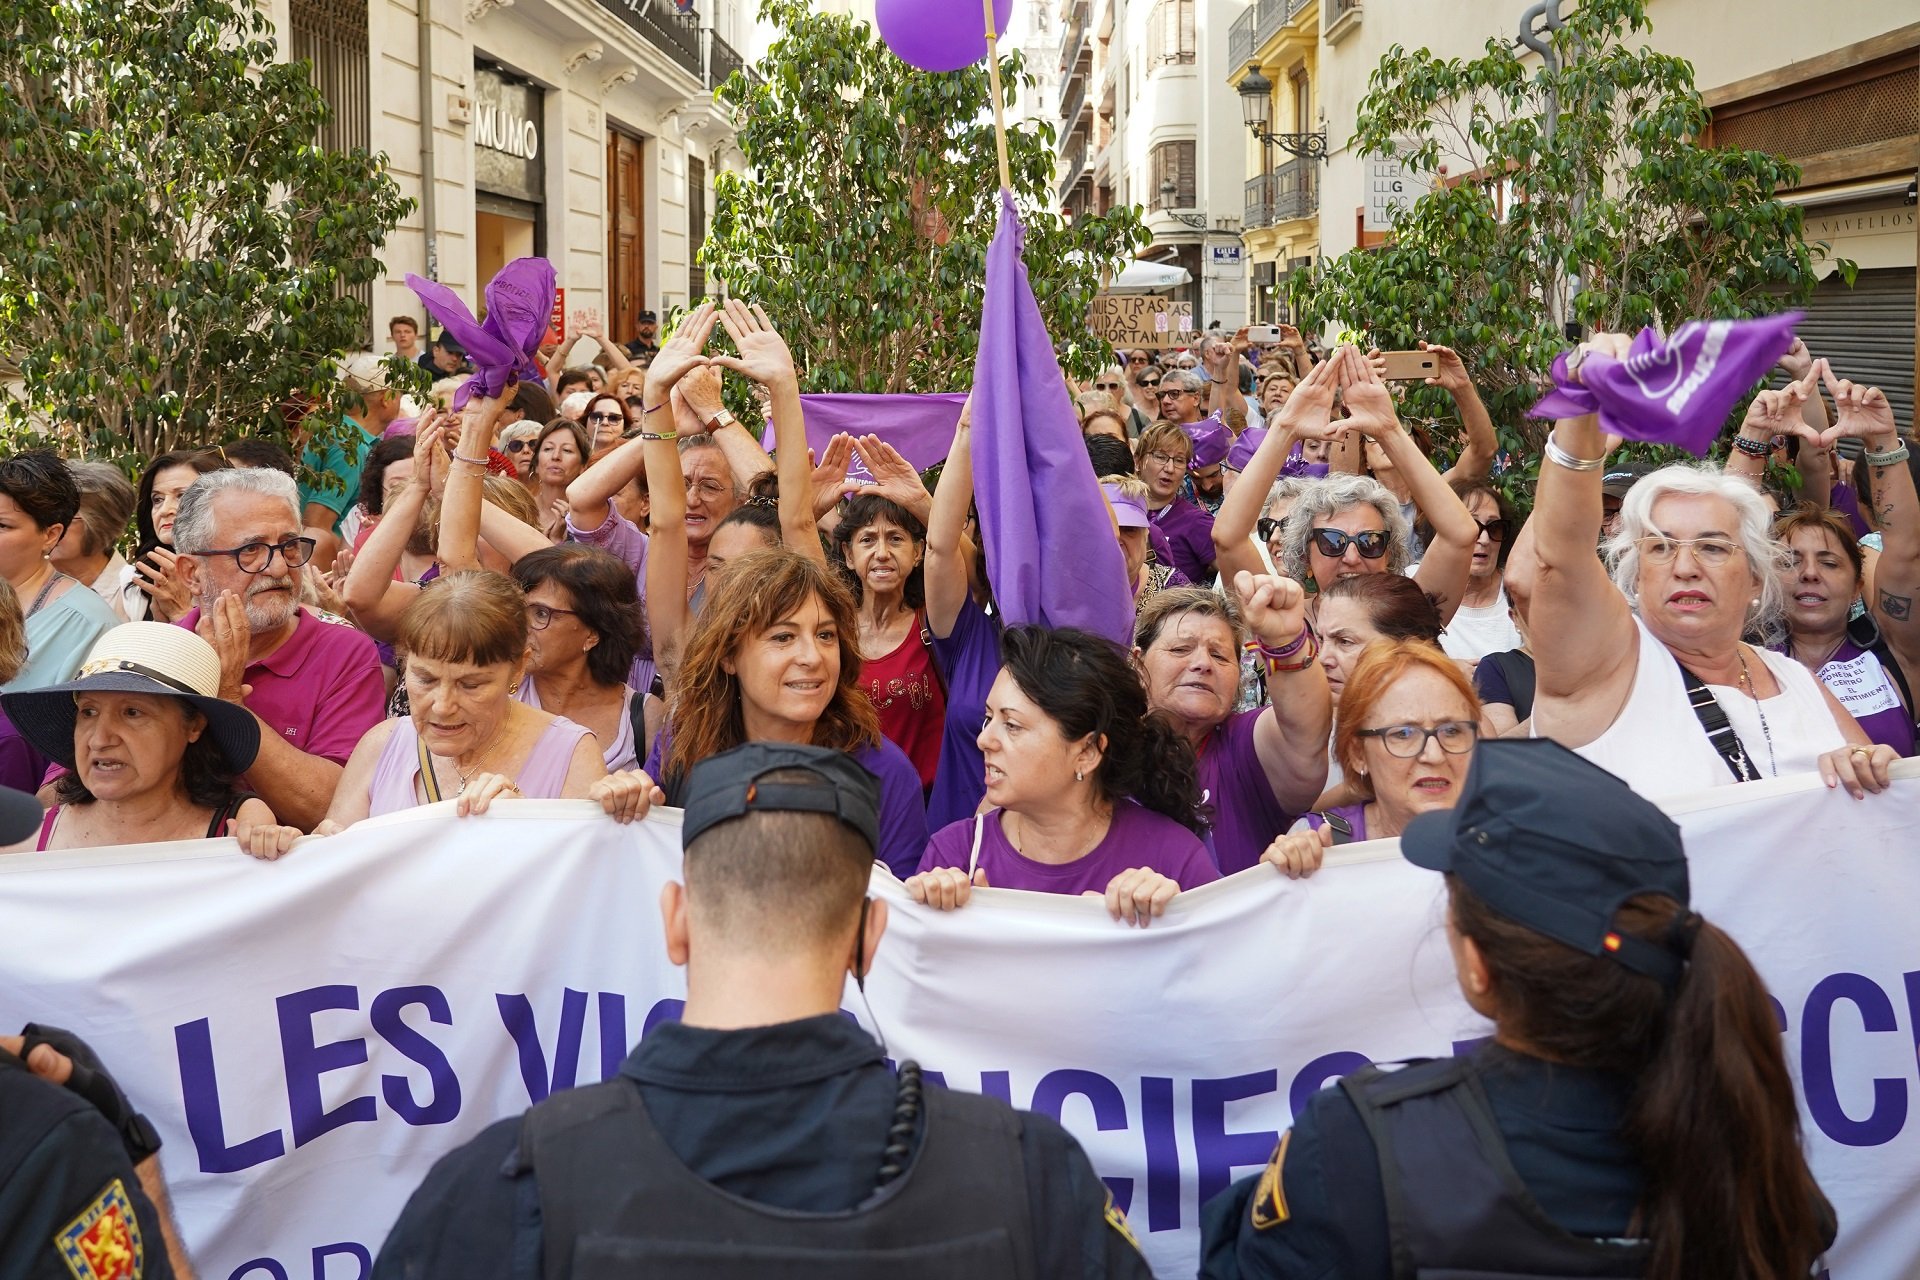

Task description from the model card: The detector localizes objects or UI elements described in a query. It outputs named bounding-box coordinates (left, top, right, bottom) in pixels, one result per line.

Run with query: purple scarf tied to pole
left=971, top=190, right=1133, bottom=647
left=1527, top=314, right=1802, bottom=456
left=405, top=257, right=556, bottom=408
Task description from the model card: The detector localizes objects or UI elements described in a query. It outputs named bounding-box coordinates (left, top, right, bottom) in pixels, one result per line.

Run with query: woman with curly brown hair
left=647, top=544, right=929, bottom=877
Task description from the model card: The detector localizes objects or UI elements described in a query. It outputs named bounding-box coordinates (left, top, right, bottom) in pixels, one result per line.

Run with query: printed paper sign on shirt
left=1820, top=651, right=1901, bottom=718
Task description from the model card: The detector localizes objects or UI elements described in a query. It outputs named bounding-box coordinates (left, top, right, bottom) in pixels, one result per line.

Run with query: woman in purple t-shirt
left=907, top=626, right=1215, bottom=926
left=1262, top=639, right=1482, bottom=878
left=1134, top=578, right=1333, bottom=876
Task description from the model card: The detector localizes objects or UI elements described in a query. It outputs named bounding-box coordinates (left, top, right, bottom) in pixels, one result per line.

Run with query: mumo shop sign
left=476, top=100, right=539, bottom=161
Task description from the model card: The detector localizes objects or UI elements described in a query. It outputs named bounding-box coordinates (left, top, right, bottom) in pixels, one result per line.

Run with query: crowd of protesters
left=0, top=292, right=1901, bottom=1280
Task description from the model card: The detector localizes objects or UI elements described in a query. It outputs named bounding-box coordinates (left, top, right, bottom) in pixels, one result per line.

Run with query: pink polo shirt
left=176, top=607, right=385, bottom=765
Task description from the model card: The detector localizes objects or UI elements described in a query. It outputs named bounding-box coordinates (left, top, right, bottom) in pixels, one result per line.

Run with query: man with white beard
left=172, top=468, right=385, bottom=829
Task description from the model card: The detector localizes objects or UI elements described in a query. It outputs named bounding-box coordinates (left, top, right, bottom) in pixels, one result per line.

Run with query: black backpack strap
left=1674, top=660, right=1759, bottom=782
left=206, top=791, right=260, bottom=838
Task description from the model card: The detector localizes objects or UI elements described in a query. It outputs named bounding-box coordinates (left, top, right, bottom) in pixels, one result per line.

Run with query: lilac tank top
left=366, top=714, right=591, bottom=816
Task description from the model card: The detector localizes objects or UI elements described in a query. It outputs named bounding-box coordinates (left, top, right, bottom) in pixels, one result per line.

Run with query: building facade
left=1227, top=0, right=1321, bottom=325
left=1222, top=2, right=1918, bottom=414
left=273, top=0, right=750, bottom=349
left=1058, top=0, right=1249, bottom=329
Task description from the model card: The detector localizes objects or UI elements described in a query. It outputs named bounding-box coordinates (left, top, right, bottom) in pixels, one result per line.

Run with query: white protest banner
left=2, top=771, right=1917, bottom=1279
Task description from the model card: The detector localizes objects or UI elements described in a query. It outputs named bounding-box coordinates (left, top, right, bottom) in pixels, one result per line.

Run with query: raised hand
left=809, top=433, right=857, bottom=519
left=1418, top=341, right=1472, bottom=393
left=1275, top=357, right=1341, bottom=440
left=1740, top=364, right=1819, bottom=444
left=134, top=547, right=192, bottom=620
left=1336, top=346, right=1402, bottom=439
left=1819, top=359, right=1899, bottom=449
left=852, top=435, right=931, bottom=512
left=1233, top=570, right=1310, bottom=649
left=1777, top=335, right=1814, bottom=381
left=710, top=299, right=798, bottom=388
left=679, top=364, right=726, bottom=426
left=644, top=301, right=719, bottom=404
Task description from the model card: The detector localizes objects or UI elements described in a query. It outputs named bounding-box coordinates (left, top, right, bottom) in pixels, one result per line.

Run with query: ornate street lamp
left=1237, top=67, right=1327, bottom=161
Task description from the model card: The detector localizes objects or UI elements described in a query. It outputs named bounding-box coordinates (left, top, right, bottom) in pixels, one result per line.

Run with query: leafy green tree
left=703, top=0, right=1151, bottom=393
left=0, top=0, right=412, bottom=467
left=1292, top=0, right=1836, bottom=469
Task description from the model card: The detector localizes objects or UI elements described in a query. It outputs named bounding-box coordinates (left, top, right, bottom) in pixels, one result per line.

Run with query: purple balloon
left=876, top=0, right=1016, bottom=74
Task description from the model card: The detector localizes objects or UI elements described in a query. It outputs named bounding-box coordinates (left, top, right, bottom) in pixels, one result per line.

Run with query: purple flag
left=406, top=258, right=556, bottom=408
left=1529, top=314, right=1801, bottom=456
left=971, top=191, right=1133, bottom=645
left=780, top=394, right=966, bottom=473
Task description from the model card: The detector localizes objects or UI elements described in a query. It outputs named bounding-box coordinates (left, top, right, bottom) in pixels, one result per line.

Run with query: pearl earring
left=1075, top=770, right=1084, bottom=782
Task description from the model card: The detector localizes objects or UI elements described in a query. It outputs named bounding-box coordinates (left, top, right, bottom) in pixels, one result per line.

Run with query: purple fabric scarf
left=406, top=258, right=556, bottom=408
left=970, top=191, right=1133, bottom=646
left=1529, top=314, right=1801, bottom=456
left=1227, top=427, right=1330, bottom=479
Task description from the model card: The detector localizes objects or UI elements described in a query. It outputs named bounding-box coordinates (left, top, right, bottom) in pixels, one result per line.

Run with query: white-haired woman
left=1529, top=333, right=1894, bottom=799
left=1270, top=350, right=1479, bottom=623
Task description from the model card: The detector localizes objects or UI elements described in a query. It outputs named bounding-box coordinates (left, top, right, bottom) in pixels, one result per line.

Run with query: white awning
left=1103, top=259, right=1193, bottom=294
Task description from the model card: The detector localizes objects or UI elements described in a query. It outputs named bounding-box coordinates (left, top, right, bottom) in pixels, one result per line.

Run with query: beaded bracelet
left=1729, top=434, right=1771, bottom=459
left=1866, top=442, right=1911, bottom=467
left=452, top=451, right=489, bottom=466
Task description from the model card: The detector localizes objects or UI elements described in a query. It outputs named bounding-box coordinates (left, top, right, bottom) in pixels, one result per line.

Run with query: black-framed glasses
left=190, top=536, right=316, bottom=574
left=1137, top=377, right=1162, bottom=389
left=526, top=602, right=582, bottom=630
left=1474, top=516, right=1511, bottom=541
left=1157, top=388, right=1192, bottom=399
left=1310, top=527, right=1391, bottom=559
left=1355, top=720, right=1480, bottom=758
left=1257, top=517, right=1282, bottom=542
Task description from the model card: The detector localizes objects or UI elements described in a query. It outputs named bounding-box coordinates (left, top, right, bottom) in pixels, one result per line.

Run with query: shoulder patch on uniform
left=1102, top=1187, right=1142, bottom=1253
left=1250, top=1129, right=1292, bottom=1231
left=56, top=1177, right=144, bottom=1280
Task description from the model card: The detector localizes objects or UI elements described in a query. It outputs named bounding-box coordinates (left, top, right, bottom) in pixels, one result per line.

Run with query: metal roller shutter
left=1797, top=268, right=1916, bottom=429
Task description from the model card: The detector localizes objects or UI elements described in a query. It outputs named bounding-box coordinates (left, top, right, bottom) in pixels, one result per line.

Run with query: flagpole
left=981, top=0, right=1012, bottom=192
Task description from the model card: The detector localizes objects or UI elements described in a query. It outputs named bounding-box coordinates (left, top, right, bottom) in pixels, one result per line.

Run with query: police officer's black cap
left=1401, top=739, right=1690, bottom=985
left=681, top=743, right=880, bottom=856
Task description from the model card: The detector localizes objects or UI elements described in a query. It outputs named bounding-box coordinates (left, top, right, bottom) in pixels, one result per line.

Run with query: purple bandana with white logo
left=1529, top=314, right=1801, bottom=456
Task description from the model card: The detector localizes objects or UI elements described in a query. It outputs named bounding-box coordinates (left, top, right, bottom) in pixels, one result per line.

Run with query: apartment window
left=1150, top=140, right=1196, bottom=208
left=1146, top=0, right=1195, bottom=69
left=1292, top=70, right=1311, bottom=132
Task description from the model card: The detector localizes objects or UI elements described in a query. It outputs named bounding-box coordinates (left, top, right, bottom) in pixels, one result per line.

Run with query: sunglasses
left=1128, top=355, right=1149, bottom=364
left=585, top=411, right=626, bottom=427
left=505, top=439, right=532, bottom=453
left=1257, top=517, right=1282, bottom=542
left=1093, top=381, right=1122, bottom=391
left=1310, top=527, right=1392, bottom=559
left=1137, top=377, right=1162, bottom=388
left=1473, top=516, right=1511, bottom=541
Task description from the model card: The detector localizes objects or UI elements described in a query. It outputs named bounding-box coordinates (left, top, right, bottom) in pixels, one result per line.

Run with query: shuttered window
left=1150, top=140, right=1196, bottom=209
left=290, top=0, right=372, bottom=344
left=1147, top=0, right=1196, bottom=69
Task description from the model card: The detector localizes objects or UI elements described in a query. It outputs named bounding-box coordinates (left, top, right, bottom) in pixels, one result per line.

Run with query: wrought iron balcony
left=592, top=0, right=701, bottom=79
left=1244, top=173, right=1274, bottom=229
left=1271, top=155, right=1317, bottom=222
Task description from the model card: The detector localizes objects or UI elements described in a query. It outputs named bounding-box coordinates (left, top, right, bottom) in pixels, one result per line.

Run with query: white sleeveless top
left=1563, top=617, right=1843, bottom=798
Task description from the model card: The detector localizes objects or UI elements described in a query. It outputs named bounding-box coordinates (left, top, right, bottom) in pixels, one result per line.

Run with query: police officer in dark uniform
left=374, top=742, right=1151, bottom=1280
left=2, top=1027, right=184, bottom=1280
left=623, top=309, right=660, bottom=361
left=1200, top=738, right=1835, bottom=1280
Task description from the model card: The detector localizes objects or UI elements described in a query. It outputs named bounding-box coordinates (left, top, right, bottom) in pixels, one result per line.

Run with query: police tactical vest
left=522, top=1075, right=1040, bottom=1280
left=1340, top=1057, right=1651, bottom=1280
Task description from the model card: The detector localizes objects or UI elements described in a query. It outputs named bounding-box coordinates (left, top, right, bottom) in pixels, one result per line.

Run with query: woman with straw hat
left=0, top=623, right=301, bottom=858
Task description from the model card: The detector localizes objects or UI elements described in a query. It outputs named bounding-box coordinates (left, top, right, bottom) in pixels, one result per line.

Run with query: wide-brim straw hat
left=1, top=623, right=261, bottom=775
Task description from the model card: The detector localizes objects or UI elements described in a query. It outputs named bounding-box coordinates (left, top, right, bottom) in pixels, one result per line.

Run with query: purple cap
left=1183, top=415, right=1230, bottom=470
left=1101, top=483, right=1150, bottom=529
left=1227, top=425, right=1267, bottom=472
left=383, top=416, right=418, bottom=440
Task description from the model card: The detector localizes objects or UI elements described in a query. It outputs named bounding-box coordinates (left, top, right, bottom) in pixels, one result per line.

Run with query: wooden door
left=607, top=130, right=645, bottom=345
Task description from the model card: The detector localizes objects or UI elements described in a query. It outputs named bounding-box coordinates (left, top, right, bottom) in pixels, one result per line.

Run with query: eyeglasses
left=1637, top=534, right=1741, bottom=566
left=1310, top=528, right=1391, bottom=559
left=504, top=439, right=532, bottom=453
left=1137, top=377, right=1162, bottom=389
left=526, top=602, right=582, bottom=630
left=1156, top=388, right=1192, bottom=399
left=686, top=478, right=732, bottom=498
left=1473, top=516, right=1510, bottom=542
left=1355, top=720, right=1480, bottom=758
left=1127, top=355, right=1149, bottom=364
left=1257, top=517, right=1282, bottom=542
left=1144, top=451, right=1190, bottom=471
left=190, top=536, right=317, bottom=574
left=1093, top=381, right=1122, bottom=391
left=586, top=411, right=626, bottom=427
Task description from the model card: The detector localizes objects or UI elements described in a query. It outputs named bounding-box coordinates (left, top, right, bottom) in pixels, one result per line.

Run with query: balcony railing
left=592, top=0, right=701, bottom=79
left=1228, top=8, right=1256, bottom=70
left=1058, top=8, right=1088, bottom=77
left=1058, top=137, right=1087, bottom=201
left=705, top=29, right=744, bottom=91
left=1272, top=155, right=1317, bottom=222
left=1327, top=0, right=1361, bottom=27
left=1244, top=173, right=1274, bottom=229
left=1059, top=71, right=1087, bottom=124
